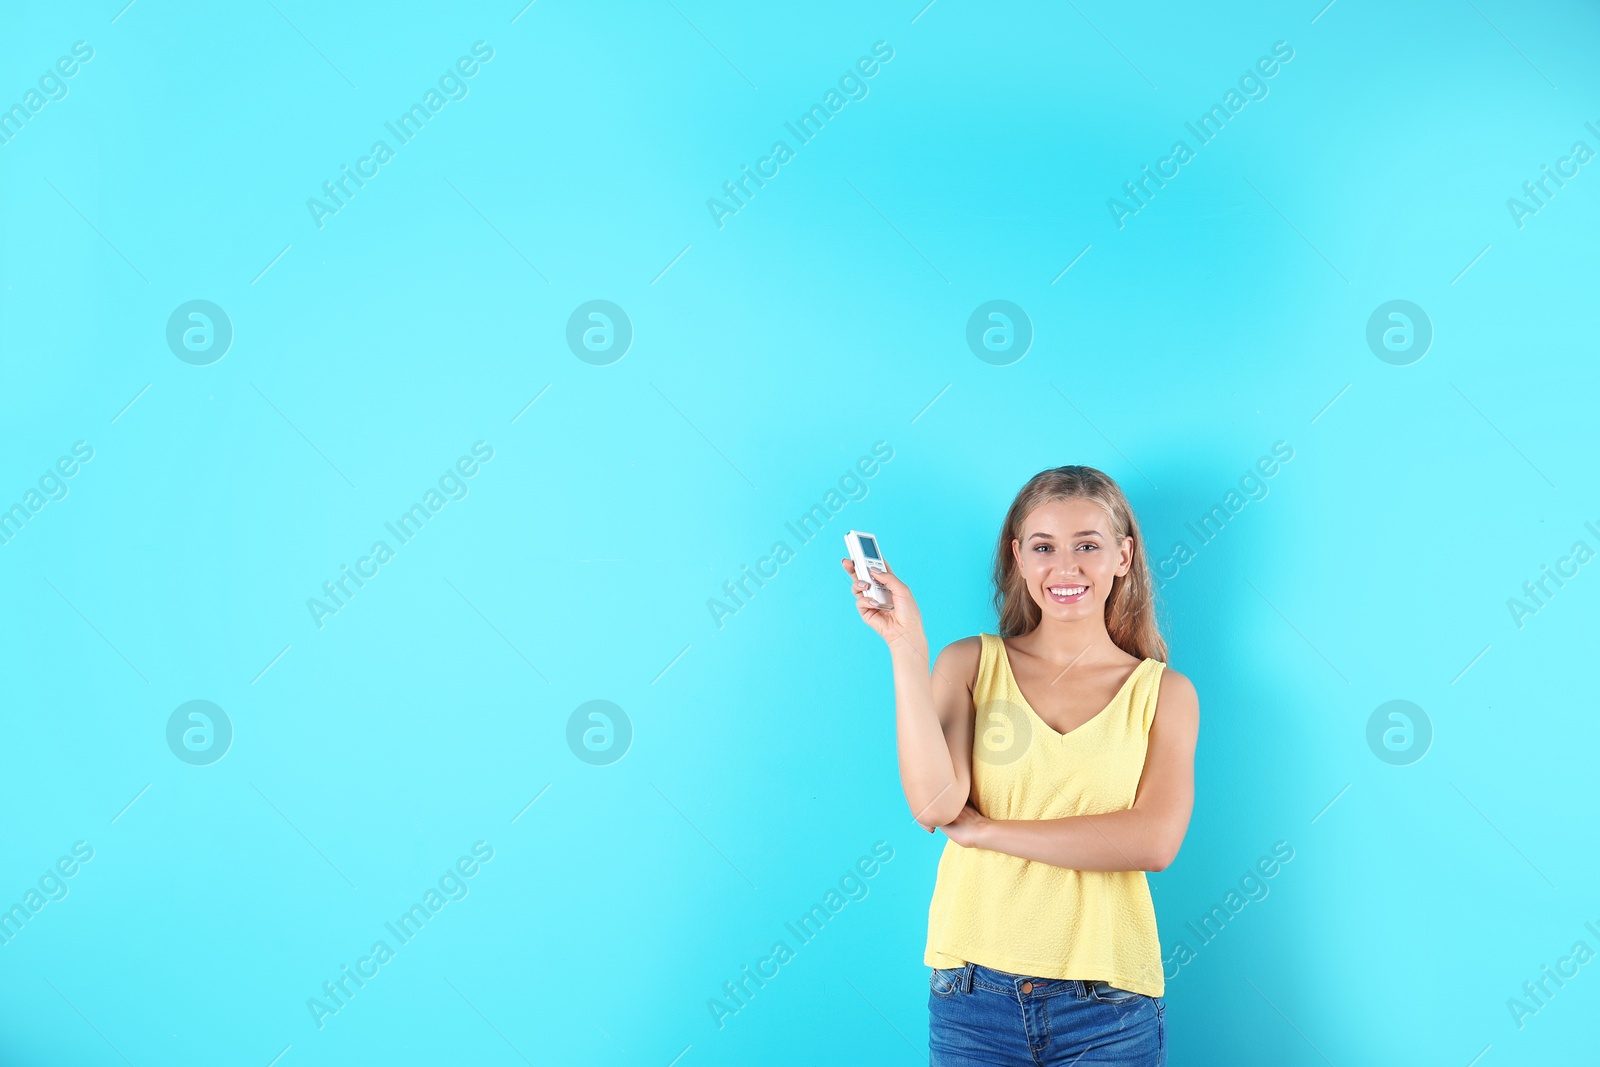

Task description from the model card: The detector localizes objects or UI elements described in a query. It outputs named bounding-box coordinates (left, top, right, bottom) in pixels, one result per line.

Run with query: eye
left=1032, top=543, right=1052, bottom=552
left=1077, top=543, right=1098, bottom=551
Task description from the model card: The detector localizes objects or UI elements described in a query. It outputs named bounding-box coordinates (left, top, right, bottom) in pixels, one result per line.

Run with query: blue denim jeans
left=929, top=962, right=1165, bottom=1066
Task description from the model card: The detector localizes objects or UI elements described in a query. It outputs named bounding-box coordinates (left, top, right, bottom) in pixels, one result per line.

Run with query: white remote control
left=844, top=530, right=893, bottom=609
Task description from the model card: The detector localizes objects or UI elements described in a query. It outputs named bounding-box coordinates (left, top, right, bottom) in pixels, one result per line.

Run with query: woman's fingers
left=843, top=556, right=904, bottom=634
left=871, top=563, right=908, bottom=593
left=841, top=555, right=907, bottom=597
left=840, top=558, right=868, bottom=591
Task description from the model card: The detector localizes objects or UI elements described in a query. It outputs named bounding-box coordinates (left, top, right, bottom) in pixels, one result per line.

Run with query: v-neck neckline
left=996, top=636, right=1150, bottom=741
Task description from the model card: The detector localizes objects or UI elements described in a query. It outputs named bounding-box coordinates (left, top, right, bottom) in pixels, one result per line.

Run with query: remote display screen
left=860, top=536, right=880, bottom=560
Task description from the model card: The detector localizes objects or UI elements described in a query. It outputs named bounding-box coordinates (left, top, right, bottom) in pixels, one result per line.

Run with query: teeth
left=1049, top=585, right=1086, bottom=596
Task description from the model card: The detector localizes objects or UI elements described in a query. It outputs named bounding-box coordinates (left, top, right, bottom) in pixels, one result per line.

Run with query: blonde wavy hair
left=991, top=465, right=1167, bottom=661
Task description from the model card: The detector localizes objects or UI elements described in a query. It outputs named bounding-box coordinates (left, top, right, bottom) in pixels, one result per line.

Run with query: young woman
left=842, top=465, right=1199, bottom=1067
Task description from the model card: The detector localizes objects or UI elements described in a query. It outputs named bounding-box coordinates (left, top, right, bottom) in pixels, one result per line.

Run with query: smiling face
left=1011, top=497, right=1133, bottom=619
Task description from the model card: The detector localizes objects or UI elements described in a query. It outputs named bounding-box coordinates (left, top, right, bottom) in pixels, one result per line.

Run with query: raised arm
left=841, top=558, right=976, bottom=830
left=902, top=637, right=979, bottom=829
left=942, top=667, right=1199, bottom=871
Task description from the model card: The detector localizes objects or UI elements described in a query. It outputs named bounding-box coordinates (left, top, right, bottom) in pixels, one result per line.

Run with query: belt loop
left=962, top=963, right=974, bottom=993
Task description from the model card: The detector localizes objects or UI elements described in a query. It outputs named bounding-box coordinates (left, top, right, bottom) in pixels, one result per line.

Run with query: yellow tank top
left=924, top=632, right=1167, bottom=996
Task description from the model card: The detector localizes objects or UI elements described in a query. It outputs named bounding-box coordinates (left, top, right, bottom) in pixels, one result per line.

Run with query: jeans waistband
left=948, top=961, right=1100, bottom=998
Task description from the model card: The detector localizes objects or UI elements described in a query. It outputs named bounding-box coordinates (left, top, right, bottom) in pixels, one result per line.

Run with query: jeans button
left=1021, top=981, right=1033, bottom=994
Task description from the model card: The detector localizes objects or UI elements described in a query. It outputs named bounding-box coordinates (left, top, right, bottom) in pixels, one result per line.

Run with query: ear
left=1011, top=538, right=1022, bottom=567
left=1116, top=534, right=1135, bottom=577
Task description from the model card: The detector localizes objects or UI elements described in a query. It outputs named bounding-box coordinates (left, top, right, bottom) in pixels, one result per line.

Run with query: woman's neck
left=1011, top=616, right=1123, bottom=668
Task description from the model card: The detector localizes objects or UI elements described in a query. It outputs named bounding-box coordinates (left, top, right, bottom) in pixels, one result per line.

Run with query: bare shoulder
left=933, top=636, right=984, bottom=692
left=1153, top=664, right=1199, bottom=721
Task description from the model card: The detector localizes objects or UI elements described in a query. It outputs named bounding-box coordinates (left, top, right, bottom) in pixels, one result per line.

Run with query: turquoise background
left=2, top=0, right=1598, bottom=1064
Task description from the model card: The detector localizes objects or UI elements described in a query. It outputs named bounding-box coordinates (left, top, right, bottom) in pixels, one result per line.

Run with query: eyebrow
left=1027, top=530, right=1103, bottom=540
